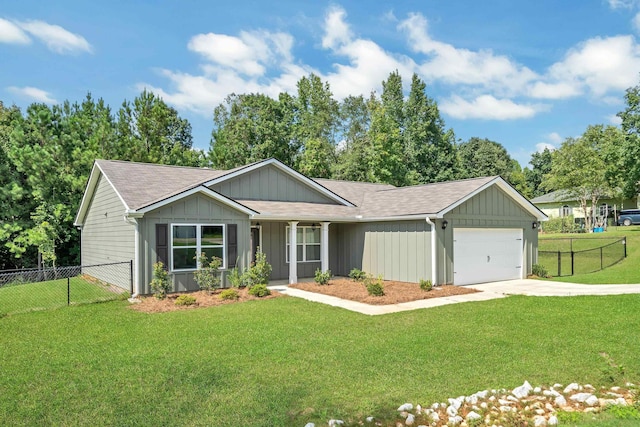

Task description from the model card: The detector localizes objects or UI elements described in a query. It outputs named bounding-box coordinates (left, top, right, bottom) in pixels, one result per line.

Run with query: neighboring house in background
left=74, top=159, right=547, bottom=295
left=531, top=190, right=639, bottom=225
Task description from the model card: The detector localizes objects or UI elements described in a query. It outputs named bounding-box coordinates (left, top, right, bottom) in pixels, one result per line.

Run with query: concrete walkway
left=268, top=279, right=640, bottom=316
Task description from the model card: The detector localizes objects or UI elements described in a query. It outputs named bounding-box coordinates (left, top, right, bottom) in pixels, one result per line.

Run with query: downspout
left=425, top=217, right=437, bottom=285
left=124, top=215, right=140, bottom=297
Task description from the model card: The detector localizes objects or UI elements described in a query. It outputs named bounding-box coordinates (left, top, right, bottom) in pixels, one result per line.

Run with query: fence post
left=624, top=237, right=627, bottom=258
left=557, top=251, right=561, bottom=276
left=67, top=277, right=70, bottom=306
left=571, top=251, right=574, bottom=276
left=130, top=260, right=134, bottom=295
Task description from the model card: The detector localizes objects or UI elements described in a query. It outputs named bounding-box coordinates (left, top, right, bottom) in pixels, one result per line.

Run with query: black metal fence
left=0, top=261, right=132, bottom=316
left=538, top=238, right=627, bottom=277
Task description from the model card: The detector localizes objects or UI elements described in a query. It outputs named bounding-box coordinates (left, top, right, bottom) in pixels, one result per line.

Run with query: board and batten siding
left=334, top=221, right=433, bottom=283
left=440, top=185, right=539, bottom=284
left=258, top=222, right=339, bottom=280
left=210, top=164, right=337, bottom=204
left=80, top=174, right=134, bottom=289
left=140, top=194, right=250, bottom=293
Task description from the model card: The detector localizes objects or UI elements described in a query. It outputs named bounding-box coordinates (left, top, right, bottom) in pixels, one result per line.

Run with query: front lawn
left=0, top=295, right=639, bottom=425
left=539, top=226, right=640, bottom=283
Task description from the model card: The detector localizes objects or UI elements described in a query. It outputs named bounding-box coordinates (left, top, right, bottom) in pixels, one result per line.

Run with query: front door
left=250, top=227, right=260, bottom=264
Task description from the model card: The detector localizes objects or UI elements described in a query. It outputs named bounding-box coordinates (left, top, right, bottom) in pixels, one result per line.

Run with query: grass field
left=538, top=226, right=640, bottom=283
left=0, top=294, right=639, bottom=426
left=0, top=276, right=123, bottom=315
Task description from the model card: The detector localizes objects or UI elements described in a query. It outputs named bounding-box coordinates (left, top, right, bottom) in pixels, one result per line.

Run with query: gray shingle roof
left=530, top=190, right=574, bottom=204
left=91, top=160, right=516, bottom=220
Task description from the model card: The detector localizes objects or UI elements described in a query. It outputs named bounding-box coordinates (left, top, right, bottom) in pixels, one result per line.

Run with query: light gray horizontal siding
left=141, top=194, right=251, bottom=293
left=211, top=164, right=337, bottom=204
left=80, top=174, right=133, bottom=289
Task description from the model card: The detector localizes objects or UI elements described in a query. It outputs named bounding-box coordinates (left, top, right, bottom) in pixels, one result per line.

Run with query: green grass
left=0, top=295, right=639, bottom=426
left=0, top=276, right=123, bottom=315
left=538, top=226, right=640, bottom=283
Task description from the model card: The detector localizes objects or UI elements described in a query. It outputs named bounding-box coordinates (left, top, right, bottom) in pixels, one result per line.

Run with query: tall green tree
left=332, top=95, right=373, bottom=181
left=295, top=74, right=339, bottom=177
left=403, top=73, right=459, bottom=184
left=367, top=98, right=407, bottom=186
left=117, top=90, right=203, bottom=166
left=617, top=81, right=640, bottom=198
left=524, top=148, right=553, bottom=197
left=542, top=128, right=612, bottom=231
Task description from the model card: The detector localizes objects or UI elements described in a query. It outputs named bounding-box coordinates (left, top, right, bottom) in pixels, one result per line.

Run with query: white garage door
left=453, top=228, right=523, bottom=286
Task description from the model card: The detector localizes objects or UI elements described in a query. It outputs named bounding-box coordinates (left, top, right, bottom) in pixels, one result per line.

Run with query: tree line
left=2, top=71, right=640, bottom=269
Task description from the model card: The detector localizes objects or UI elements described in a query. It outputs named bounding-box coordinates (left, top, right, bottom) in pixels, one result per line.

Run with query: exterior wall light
left=441, top=220, right=448, bottom=230
left=532, top=221, right=539, bottom=229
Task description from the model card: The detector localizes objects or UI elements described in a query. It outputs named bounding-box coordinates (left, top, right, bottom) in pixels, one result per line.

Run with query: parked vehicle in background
left=617, top=209, right=640, bottom=226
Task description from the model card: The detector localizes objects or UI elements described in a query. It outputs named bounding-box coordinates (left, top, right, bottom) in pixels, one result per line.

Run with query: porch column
left=321, top=222, right=330, bottom=272
left=289, top=221, right=298, bottom=284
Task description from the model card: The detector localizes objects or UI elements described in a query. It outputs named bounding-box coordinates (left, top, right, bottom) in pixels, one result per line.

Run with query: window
left=560, top=205, right=571, bottom=217
left=599, top=204, right=609, bottom=218
left=171, top=224, right=225, bottom=271
left=286, top=226, right=320, bottom=263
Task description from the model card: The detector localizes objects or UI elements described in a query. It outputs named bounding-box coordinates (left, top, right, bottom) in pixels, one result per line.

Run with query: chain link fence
left=0, top=261, right=132, bottom=316
left=538, top=237, right=627, bottom=277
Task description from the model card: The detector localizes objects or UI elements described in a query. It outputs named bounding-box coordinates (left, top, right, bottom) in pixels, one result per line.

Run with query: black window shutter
left=227, top=224, right=238, bottom=268
left=156, top=223, right=169, bottom=268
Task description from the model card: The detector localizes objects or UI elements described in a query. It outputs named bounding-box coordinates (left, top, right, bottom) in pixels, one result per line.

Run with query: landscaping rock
left=554, top=395, right=567, bottom=406
left=563, top=383, right=579, bottom=393
left=304, top=423, right=314, bottom=427
left=398, top=403, right=413, bottom=412
left=512, top=380, right=533, bottom=398
left=548, top=415, right=558, bottom=425
left=569, top=392, right=592, bottom=403
left=466, top=411, right=481, bottom=421
left=328, top=420, right=344, bottom=426
left=585, top=395, right=599, bottom=406
left=405, top=413, right=415, bottom=425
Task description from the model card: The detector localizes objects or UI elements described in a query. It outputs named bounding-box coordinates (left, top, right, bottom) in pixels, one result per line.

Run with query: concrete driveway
left=270, top=279, right=640, bottom=315
left=471, top=279, right=640, bottom=296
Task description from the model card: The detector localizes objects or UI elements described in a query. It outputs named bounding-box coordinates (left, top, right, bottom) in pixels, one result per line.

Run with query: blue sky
left=2, top=1, right=640, bottom=167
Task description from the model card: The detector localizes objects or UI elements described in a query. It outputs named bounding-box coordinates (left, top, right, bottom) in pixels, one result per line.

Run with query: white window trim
left=285, top=226, right=321, bottom=263
left=170, top=223, right=226, bottom=272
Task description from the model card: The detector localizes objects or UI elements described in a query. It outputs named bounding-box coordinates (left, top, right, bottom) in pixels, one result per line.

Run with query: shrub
left=193, top=253, right=223, bottom=293
left=314, top=269, right=332, bottom=285
left=227, top=267, right=243, bottom=288
left=150, top=262, right=171, bottom=299
left=174, top=294, right=197, bottom=306
left=541, top=216, right=582, bottom=233
left=219, top=289, right=240, bottom=300
left=348, top=268, right=367, bottom=282
left=242, top=251, right=272, bottom=288
left=248, top=283, right=271, bottom=297
left=365, top=275, right=384, bottom=296
left=419, top=279, right=433, bottom=291
left=531, top=264, right=550, bottom=278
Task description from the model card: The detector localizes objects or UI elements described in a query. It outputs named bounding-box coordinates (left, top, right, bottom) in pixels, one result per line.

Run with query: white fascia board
left=202, top=158, right=356, bottom=207
left=73, top=162, right=130, bottom=226
left=136, top=185, right=257, bottom=216
left=253, top=213, right=435, bottom=223
left=435, top=177, right=548, bottom=221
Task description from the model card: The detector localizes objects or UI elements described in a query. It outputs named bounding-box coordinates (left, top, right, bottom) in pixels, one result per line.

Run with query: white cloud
left=398, top=13, right=538, bottom=96
left=440, top=94, right=547, bottom=120
left=607, top=0, right=640, bottom=9
left=547, top=132, right=563, bottom=144
left=0, top=18, right=30, bottom=44
left=18, top=20, right=92, bottom=54
left=634, top=12, right=640, bottom=33
left=528, top=81, right=581, bottom=99
left=608, top=114, right=623, bottom=125
left=322, top=6, right=352, bottom=49
left=536, top=142, right=556, bottom=152
left=7, top=86, right=57, bottom=103
left=545, top=35, right=640, bottom=98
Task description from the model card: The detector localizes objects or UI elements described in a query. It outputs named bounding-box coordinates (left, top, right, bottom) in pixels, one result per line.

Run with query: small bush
left=193, top=253, right=222, bottom=293
left=150, top=262, right=171, bottom=299
left=348, top=268, right=367, bottom=282
left=227, top=267, right=243, bottom=288
left=242, top=251, right=272, bottom=288
left=419, top=279, right=433, bottom=291
left=174, top=294, right=197, bottom=306
left=248, top=283, right=271, bottom=297
left=541, top=216, right=582, bottom=233
left=365, top=276, right=384, bottom=296
left=314, top=269, right=332, bottom=285
left=219, top=289, right=240, bottom=300
left=531, top=264, right=550, bottom=278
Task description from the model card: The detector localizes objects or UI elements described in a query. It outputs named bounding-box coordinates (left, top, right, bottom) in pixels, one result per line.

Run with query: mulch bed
left=130, top=287, right=283, bottom=313
left=289, top=278, right=479, bottom=305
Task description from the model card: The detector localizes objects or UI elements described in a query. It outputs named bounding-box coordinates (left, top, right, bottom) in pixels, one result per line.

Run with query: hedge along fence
left=0, top=261, right=132, bottom=316
left=538, top=237, right=627, bottom=277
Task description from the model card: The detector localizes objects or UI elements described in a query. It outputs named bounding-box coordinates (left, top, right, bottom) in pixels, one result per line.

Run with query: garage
left=453, top=228, right=523, bottom=285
